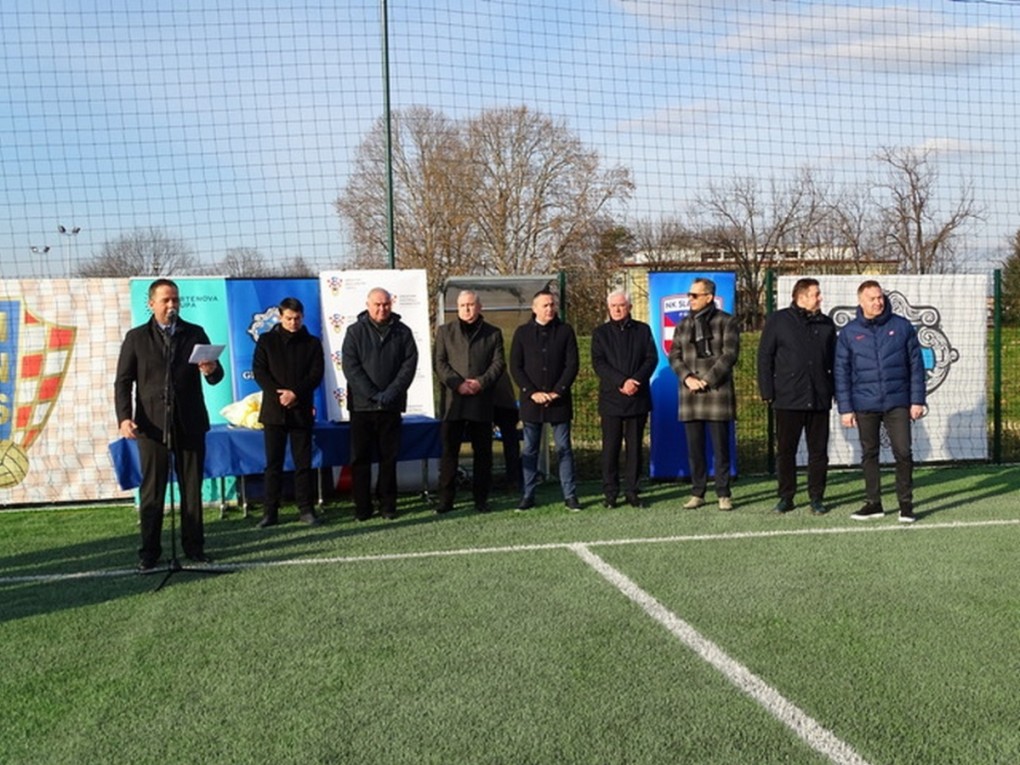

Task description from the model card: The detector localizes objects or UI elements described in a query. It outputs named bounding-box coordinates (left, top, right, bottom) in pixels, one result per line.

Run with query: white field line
left=570, top=542, right=874, bottom=765
left=1, top=518, right=1018, bottom=584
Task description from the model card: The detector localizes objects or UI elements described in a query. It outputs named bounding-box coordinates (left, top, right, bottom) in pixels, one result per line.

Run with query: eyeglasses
left=687, top=292, right=711, bottom=299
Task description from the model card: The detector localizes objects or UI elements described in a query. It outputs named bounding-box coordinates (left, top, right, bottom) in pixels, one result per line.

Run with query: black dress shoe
left=602, top=497, right=618, bottom=508
left=625, top=494, right=648, bottom=509
left=257, top=514, right=278, bottom=528
left=137, top=559, right=159, bottom=574
left=186, top=552, right=213, bottom=564
left=516, top=497, right=535, bottom=511
left=475, top=502, right=491, bottom=513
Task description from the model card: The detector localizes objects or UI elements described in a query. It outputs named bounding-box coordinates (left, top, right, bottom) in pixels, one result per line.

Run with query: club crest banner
left=778, top=274, right=989, bottom=465
left=648, top=272, right=738, bottom=479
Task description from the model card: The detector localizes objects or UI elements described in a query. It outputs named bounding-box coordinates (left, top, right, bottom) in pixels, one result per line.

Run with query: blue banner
left=648, top=272, right=738, bottom=480
left=224, top=278, right=327, bottom=420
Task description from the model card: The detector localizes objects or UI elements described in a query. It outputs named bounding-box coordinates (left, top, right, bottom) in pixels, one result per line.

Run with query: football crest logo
left=831, top=290, right=957, bottom=395
left=0, top=301, right=76, bottom=488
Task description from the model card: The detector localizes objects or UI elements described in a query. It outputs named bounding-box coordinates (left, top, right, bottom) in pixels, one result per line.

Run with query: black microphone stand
left=154, top=319, right=229, bottom=592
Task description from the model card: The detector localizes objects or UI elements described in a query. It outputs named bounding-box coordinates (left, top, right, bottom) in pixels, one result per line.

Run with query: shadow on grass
left=3, top=465, right=1017, bottom=624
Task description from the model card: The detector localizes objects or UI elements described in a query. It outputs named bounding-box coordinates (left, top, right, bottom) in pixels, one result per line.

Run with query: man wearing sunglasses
left=668, top=278, right=741, bottom=511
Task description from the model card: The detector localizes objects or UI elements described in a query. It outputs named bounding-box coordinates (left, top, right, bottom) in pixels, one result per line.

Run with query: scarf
left=691, top=304, right=715, bottom=358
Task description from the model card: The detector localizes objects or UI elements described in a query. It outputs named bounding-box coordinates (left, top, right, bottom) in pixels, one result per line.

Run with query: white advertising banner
left=0, top=278, right=134, bottom=504
left=777, top=274, right=989, bottom=465
left=319, top=269, right=434, bottom=422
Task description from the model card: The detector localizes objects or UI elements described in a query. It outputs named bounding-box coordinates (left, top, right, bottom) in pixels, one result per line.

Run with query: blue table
left=109, top=415, right=442, bottom=491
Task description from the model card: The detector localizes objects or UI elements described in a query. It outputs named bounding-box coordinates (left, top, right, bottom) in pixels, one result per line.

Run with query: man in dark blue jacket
left=834, top=280, right=926, bottom=523
left=757, top=278, right=836, bottom=515
left=591, top=290, right=658, bottom=508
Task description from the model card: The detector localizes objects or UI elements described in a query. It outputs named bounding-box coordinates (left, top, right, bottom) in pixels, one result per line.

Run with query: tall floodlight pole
left=381, top=0, right=396, bottom=269
left=58, top=225, right=81, bottom=277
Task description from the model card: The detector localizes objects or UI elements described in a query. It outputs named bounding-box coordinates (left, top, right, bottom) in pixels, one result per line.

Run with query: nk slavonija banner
left=647, top=271, right=738, bottom=479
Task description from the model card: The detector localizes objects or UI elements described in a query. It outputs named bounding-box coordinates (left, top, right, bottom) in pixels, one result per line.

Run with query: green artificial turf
left=2, top=466, right=1018, bottom=764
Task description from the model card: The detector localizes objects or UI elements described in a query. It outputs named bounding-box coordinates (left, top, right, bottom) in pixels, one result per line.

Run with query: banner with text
left=319, top=269, right=434, bottom=422
left=647, top=272, right=738, bottom=480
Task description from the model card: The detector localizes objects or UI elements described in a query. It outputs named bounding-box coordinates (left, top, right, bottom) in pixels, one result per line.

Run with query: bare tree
left=336, top=106, right=475, bottom=298
left=630, top=216, right=699, bottom=267
left=335, top=105, right=633, bottom=303
left=874, top=146, right=982, bottom=274
left=465, top=106, right=633, bottom=276
left=275, top=255, right=317, bottom=277
left=217, top=247, right=272, bottom=277
left=691, top=170, right=822, bottom=328
left=564, top=221, right=635, bottom=331
left=77, top=227, right=196, bottom=277
left=815, top=184, right=887, bottom=274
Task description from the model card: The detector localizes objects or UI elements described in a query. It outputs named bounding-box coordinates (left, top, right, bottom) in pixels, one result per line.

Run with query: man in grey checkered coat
left=668, top=278, right=741, bottom=510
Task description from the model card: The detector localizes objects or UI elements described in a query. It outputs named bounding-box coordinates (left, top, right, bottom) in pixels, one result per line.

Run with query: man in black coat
left=115, top=278, right=224, bottom=572
left=757, top=277, right=836, bottom=515
left=510, top=289, right=580, bottom=511
left=591, top=290, right=658, bottom=508
left=341, top=287, right=419, bottom=521
left=253, top=296, right=325, bottom=528
left=433, top=290, right=505, bottom=513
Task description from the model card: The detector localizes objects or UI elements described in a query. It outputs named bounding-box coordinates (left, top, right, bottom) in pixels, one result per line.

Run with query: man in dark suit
left=668, top=278, right=740, bottom=511
left=510, top=289, right=580, bottom=511
left=757, top=278, right=836, bottom=516
left=433, top=290, right=505, bottom=514
left=115, top=278, right=224, bottom=572
left=591, top=290, right=658, bottom=509
left=253, top=296, right=325, bottom=528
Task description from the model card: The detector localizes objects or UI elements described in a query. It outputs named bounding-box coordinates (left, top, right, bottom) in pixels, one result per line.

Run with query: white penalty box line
left=1, top=518, right=1017, bottom=584
left=571, top=541, right=874, bottom=765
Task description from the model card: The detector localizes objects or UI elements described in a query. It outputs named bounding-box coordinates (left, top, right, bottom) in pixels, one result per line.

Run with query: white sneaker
left=683, top=496, right=705, bottom=509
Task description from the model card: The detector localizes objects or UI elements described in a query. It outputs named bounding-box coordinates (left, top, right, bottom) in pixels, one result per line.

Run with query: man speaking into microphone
left=115, top=278, right=224, bottom=572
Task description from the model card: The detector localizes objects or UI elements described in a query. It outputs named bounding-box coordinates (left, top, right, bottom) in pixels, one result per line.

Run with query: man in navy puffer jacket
left=835, top=280, right=926, bottom=523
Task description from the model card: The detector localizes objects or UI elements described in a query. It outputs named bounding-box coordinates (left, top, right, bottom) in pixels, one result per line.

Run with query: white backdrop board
left=319, top=269, right=434, bottom=422
left=777, top=274, right=989, bottom=466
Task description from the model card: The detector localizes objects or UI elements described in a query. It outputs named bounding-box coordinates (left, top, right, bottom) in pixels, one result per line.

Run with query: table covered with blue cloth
left=108, top=415, right=442, bottom=491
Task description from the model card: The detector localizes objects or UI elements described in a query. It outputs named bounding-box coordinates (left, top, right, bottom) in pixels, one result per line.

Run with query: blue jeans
left=521, top=421, right=576, bottom=501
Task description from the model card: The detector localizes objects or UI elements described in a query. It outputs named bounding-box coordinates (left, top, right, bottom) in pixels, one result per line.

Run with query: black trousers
left=857, top=407, right=913, bottom=509
left=600, top=413, right=647, bottom=500
left=493, top=405, right=521, bottom=492
left=262, top=423, right=314, bottom=516
left=438, top=419, right=493, bottom=507
left=774, top=409, right=830, bottom=502
left=137, top=430, right=206, bottom=562
left=684, top=420, right=731, bottom=498
left=350, top=410, right=401, bottom=519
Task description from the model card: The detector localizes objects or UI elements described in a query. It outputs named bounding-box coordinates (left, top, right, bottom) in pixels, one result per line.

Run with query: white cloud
left=721, top=6, right=1020, bottom=73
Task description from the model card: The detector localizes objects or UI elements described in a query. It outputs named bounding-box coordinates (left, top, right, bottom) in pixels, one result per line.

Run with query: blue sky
left=2, top=0, right=1018, bottom=278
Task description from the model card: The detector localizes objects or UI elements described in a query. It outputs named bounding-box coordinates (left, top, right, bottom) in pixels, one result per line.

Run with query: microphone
left=165, top=308, right=178, bottom=337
